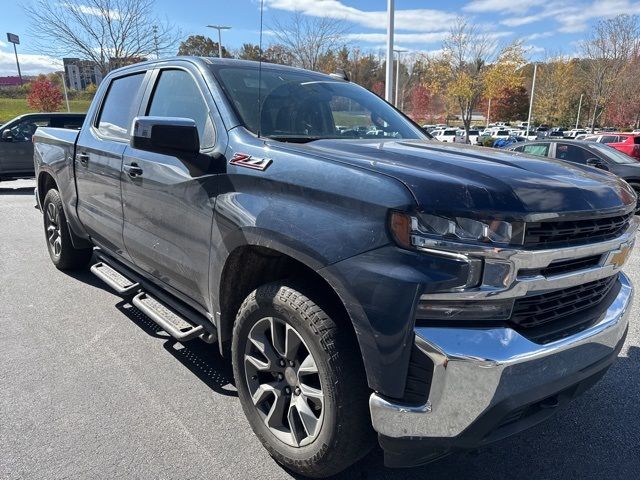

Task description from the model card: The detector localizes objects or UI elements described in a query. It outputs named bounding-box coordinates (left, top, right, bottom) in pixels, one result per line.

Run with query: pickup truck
left=0, top=112, right=84, bottom=181
left=33, top=57, right=637, bottom=477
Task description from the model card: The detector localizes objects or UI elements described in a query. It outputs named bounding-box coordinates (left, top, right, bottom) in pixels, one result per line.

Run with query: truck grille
left=524, top=213, right=632, bottom=249
left=510, top=275, right=618, bottom=336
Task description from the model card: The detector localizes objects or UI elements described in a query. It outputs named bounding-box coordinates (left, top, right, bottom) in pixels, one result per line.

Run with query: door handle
left=123, top=163, right=143, bottom=177
left=77, top=153, right=89, bottom=166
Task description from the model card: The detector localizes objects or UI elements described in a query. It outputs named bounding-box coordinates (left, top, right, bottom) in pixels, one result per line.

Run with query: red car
left=584, top=133, right=640, bottom=160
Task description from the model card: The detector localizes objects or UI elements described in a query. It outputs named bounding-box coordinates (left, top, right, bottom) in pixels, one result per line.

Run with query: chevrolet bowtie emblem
left=607, top=242, right=634, bottom=269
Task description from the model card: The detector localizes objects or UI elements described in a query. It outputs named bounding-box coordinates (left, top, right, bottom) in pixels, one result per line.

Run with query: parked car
left=564, top=129, right=588, bottom=138
left=454, top=129, right=480, bottom=144
left=505, top=139, right=640, bottom=212
left=0, top=112, right=85, bottom=181
left=583, top=133, right=640, bottom=160
left=433, top=128, right=457, bottom=142
left=32, top=57, right=637, bottom=477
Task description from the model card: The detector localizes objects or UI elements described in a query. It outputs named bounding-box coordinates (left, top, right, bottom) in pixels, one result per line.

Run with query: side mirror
left=130, top=116, right=199, bottom=157
left=2, top=129, right=13, bottom=142
left=586, top=158, right=608, bottom=170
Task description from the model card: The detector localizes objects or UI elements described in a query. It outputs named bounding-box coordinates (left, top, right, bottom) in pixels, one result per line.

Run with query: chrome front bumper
left=370, top=272, right=633, bottom=439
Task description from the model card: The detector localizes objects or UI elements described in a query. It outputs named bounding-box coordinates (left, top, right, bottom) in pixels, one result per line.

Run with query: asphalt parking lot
left=1, top=178, right=639, bottom=480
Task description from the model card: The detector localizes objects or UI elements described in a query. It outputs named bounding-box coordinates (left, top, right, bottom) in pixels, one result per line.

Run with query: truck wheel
left=42, top=189, right=93, bottom=270
left=232, top=282, right=373, bottom=477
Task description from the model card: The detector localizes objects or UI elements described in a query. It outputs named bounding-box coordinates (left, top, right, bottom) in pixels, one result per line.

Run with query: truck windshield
left=210, top=64, right=426, bottom=143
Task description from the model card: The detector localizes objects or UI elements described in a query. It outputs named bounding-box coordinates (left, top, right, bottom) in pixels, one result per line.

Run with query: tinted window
left=9, top=117, right=50, bottom=142
left=555, top=143, right=590, bottom=164
left=51, top=116, right=84, bottom=129
left=97, top=73, right=145, bottom=141
left=147, top=69, right=214, bottom=148
left=600, top=135, right=617, bottom=144
left=211, top=65, right=424, bottom=141
left=522, top=143, right=549, bottom=156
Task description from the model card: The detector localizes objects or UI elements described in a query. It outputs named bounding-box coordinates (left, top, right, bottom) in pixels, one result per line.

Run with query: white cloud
left=0, top=40, right=6, bottom=48
left=265, top=0, right=458, bottom=32
left=0, top=49, right=62, bottom=76
left=464, top=0, right=532, bottom=14
left=60, top=2, right=121, bottom=20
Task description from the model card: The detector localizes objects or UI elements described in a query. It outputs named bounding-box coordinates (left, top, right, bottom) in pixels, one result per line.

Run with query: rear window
left=600, top=135, right=618, bottom=143
left=96, top=73, right=146, bottom=141
left=443, top=130, right=456, bottom=136
left=522, top=144, right=549, bottom=156
left=634, top=137, right=640, bottom=144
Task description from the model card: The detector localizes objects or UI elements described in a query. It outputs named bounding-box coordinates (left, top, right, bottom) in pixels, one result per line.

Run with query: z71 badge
left=229, top=153, right=272, bottom=171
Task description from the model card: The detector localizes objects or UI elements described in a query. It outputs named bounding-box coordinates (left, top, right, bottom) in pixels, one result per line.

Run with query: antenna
left=257, top=0, right=264, bottom=138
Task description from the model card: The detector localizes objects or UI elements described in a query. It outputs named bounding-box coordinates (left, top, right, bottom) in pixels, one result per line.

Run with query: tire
left=42, top=188, right=93, bottom=270
left=232, top=281, right=374, bottom=478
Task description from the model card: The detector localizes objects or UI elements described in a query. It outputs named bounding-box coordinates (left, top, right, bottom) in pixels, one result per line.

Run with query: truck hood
left=283, top=139, right=636, bottom=220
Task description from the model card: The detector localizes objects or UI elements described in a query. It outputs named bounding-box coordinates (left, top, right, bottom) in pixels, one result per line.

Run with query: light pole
left=207, top=25, right=231, bottom=58
left=525, top=63, right=538, bottom=138
left=393, top=49, right=407, bottom=107
left=575, top=93, right=584, bottom=129
left=385, top=0, right=394, bottom=103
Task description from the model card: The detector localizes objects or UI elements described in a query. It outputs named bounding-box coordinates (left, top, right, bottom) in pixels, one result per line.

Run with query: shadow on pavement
left=336, top=345, right=640, bottom=480
left=0, top=186, right=34, bottom=195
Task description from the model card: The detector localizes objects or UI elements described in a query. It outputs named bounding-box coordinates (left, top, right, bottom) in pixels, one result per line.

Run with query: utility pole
left=486, top=98, right=491, bottom=128
left=207, top=25, right=231, bottom=58
left=6, top=33, right=22, bottom=85
left=385, top=0, right=394, bottom=103
left=526, top=63, right=538, bottom=138
left=575, top=93, right=584, bottom=129
left=60, top=71, right=70, bottom=112
left=393, top=49, right=407, bottom=107
left=152, top=25, right=159, bottom=59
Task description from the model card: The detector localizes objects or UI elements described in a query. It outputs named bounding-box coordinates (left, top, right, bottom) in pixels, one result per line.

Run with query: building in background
left=0, top=76, right=25, bottom=89
left=108, top=56, right=147, bottom=71
left=63, top=58, right=103, bottom=90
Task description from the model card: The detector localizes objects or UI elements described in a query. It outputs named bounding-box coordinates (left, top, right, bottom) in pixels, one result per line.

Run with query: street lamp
left=385, top=0, right=394, bottom=103
left=206, top=25, right=231, bottom=58
left=525, top=62, right=539, bottom=138
left=393, top=49, right=407, bottom=107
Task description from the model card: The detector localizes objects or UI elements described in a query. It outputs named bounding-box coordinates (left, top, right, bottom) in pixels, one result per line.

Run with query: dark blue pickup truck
left=33, top=57, right=637, bottom=477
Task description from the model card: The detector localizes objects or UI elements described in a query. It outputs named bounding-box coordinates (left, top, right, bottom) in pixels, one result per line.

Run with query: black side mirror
left=2, top=129, right=13, bottom=142
left=586, top=158, right=608, bottom=170
left=130, top=116, right=199, bottom=157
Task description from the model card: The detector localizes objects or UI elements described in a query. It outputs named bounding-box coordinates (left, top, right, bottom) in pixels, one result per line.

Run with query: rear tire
left=232, top=281, right=373, bottom=478
left=42, top=189, right=93, bottom=270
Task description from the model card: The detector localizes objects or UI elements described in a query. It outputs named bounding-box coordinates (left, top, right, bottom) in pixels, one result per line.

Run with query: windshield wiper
left=263, top=135, right=337, bottom=143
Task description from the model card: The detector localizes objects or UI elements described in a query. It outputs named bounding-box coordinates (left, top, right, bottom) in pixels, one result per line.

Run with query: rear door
left=121, top=64, right=226, bottom=306
left=75, top=70, right=150, bottom=257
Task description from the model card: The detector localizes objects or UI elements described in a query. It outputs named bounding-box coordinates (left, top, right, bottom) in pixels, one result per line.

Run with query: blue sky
left=2, top=0, right=640, bottom=75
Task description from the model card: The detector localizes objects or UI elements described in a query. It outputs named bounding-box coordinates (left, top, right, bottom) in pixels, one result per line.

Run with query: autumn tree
left=28, top=77, right=62, bottom=112
left=270, top=12, right=348, bottom=70
left=25, top=0, right=178, bottom=75
left=237, top=44, right=261, bottom=61
left=263, top=44, right=294, bottom=65
left=492, top=85, right=529, bottom=121
left=178, top=35, right=232, bottom=57
left=428, top=18, right=525, bottom=142
left=409, top=85, right=431, bottom=121
left=535, top=57, right=580, bottom=126
left=580, top=14, right=640, bottom=131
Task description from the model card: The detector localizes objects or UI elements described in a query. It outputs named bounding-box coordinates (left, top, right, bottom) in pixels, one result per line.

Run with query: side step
left=132, top=292, right=205, bottom=342
left=90, top=262, right=140, bottom=294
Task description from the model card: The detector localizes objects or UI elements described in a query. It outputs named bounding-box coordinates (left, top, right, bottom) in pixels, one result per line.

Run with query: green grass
left=333, top=111, right=371, bottom=128
left=0, top=98, right=92, bottom=124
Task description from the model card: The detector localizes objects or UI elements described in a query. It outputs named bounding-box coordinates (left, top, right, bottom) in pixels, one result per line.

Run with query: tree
left=580, top=14, right=640, bottom=131
left=409, top=85, right=431, bottom=120
left=24, top=0, right=179, bottom=75
left=28, top=77, right=62, bottom=112
left=237, top=44, right=261, bottom=61
left=263, top=44, right=294, bottom=65
left=427, top=18, right=525, bottom=142
left=178, top=35, right=232, bottom=57
left=270, top=11, right=348, bottom=70
left=534, top=58, right=579, bottom=126
left=491, top=85, right=529, bottom=122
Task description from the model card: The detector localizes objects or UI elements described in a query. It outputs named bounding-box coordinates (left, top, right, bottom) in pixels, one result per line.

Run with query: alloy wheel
left=243, top=317, right=324, bottom=447
left=45, top=202, right=62, bottom=257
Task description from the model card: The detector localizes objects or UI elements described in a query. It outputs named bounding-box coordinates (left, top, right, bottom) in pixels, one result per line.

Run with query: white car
left=434, top=128, right=457, bottom=142
left=564, top=129, right=588, bottom=138
left=454, top=129, right=480, bottom=144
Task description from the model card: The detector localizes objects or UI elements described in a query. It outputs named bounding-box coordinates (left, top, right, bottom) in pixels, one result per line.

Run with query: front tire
left=42, top=189, right=93, bottom=270
left=232, top=282, right=373, bottom=477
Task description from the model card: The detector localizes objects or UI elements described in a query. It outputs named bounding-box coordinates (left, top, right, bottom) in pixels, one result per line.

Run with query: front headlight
left=390, top=211, right=525, bottom=250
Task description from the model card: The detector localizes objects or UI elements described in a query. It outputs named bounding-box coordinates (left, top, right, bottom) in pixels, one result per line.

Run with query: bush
left=481, top=136, right=496, bottom=147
